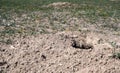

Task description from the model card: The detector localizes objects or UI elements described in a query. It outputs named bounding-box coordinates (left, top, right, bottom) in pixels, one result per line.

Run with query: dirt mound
left=45, top=2, right=78, bottom=9
left=0, top=31, right=120, bottom=73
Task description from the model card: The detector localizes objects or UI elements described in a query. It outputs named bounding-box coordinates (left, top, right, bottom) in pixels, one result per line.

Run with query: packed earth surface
left=1, top=31, right=120, bottom=73
left=0, top=2, right=120, bottom=73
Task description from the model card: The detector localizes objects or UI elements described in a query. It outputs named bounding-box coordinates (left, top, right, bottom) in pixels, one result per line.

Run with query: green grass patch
left=0, top=0, right=120, bottom=38
left=112, top=52, right=120, bottom=59
left=0, top=0, right=119, bottom=19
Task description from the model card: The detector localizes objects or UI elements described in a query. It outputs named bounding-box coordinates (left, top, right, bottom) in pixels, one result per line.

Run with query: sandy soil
left=0, top=31, right=120, bottom=73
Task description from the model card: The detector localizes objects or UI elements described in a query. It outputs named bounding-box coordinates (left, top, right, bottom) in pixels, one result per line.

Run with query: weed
left=0, top=38, right=13, bottom=45
left=112, top=52, right=120, bottom=59
left=0, top=26, right=16, bottom=36
left=5, top=39, right=13, bottom=44
left=110, top=41, right=117, bottom=48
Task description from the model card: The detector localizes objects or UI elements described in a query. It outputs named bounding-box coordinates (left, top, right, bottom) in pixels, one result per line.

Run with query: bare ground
left=0, top=31, right=120, bottom=73
left=0, top=2, right=120, bottom=73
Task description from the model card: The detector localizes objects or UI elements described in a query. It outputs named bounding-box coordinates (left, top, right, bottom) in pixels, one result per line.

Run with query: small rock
left=41, top=54, right=46, bottom=60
